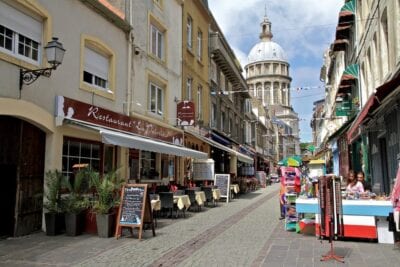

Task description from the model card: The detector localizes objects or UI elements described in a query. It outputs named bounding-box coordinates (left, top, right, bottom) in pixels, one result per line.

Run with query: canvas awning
left=66, top=120, right=207, bottom=159
left=346, top=95, right=379, bottom=144
left=186, top=130, right=254, bottom=164
left=338, top=0, right=355, bottom=24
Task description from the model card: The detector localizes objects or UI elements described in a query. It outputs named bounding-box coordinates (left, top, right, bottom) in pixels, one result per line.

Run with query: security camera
left=134, top=47, right=140, bottom=55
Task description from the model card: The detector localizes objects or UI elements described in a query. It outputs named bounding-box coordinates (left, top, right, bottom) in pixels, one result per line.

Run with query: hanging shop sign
left=177, top=101, right=195, bottom=126
left=55, top=96, right=183, bottom=145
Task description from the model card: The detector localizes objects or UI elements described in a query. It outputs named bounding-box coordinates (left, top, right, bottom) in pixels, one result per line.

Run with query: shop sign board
left=177, top=101, right=195, bottom=126
left=214, top=174, right=230, bottom=203
left=55, top=96, right=183, bottom=145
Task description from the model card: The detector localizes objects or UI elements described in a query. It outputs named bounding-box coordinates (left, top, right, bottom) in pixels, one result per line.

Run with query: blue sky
left=208, top=0, right=343, bottom=142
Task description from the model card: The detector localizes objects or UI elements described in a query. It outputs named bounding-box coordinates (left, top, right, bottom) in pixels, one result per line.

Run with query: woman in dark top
left=357, top=171, right=371, bottom=192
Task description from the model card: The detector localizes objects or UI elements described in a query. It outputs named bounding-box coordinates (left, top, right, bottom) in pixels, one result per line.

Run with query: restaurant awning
left=100, top=129, right=208, bottom=159
left=186, top=130, right=254, bottom=164
left=66, top=120, right=208, bottom=159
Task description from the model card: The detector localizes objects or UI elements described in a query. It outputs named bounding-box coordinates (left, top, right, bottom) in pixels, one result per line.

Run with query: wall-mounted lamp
left=19, top=37, right=65, bottom=91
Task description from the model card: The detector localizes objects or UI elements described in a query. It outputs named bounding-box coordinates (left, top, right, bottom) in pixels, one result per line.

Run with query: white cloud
left=209, top=0, right=342, bottom=66
left=209, top=0, right=343, bottom=141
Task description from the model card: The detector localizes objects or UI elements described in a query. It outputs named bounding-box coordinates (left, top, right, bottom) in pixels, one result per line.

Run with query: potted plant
left=62, top=168, right=90, bottom=236
left=90, top=169, right=125, bottom=238
left=43, top=170, right=65, bottom=235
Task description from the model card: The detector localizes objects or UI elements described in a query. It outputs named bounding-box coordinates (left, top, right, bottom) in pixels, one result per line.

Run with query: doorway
left=379, top=138, right=390, bottom=194
left=0, top=116, right=45, bottom=237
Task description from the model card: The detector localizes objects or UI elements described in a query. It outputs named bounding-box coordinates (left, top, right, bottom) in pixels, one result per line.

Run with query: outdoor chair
left=174, top=189, right=185, bottom=196
left=201, top=186, right=215, bottom=207
left=185, top=189, right=200, bottom=212
left=159, top=192, right=177, bottom=218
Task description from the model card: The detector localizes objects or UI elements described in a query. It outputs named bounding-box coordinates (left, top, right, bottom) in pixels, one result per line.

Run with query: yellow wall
left=182, top=0, right=210, bottom=126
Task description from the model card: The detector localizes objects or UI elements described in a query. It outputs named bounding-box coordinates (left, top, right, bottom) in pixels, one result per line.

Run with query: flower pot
left=65, top=212, right=83, bottom=236
left=96, top=213, right=115, bottom=238
left=84, top=209, right=97, bottom=235
left=45, top=212, right=65, bottom=236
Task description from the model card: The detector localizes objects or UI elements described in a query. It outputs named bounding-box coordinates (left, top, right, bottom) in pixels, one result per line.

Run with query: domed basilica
left=245, top=13, right=300, bottom=157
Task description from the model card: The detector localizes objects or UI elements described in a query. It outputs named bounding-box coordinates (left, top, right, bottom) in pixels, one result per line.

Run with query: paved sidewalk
left=1, top=184, right=400, bottom=267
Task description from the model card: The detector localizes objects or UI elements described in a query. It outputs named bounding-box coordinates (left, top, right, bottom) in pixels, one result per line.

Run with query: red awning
left=332, top=39, right=349, bottom=51
left=346, top=95, right=379, bottom=143
left=335, top=24, right=351, bottom=40
left=375, top=73, right=400, bottom=102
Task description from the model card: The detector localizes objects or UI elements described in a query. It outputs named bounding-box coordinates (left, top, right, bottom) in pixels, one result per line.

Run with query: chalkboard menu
left=193, top=159, right=215, bottom=180
left=214, top=174, right=230, bottom=203
left=115, top=184, right=155, bottom=240
left=119, top=186, right=145, bottom=225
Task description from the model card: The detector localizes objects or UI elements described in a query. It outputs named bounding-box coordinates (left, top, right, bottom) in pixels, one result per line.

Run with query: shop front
left=184, top=130, right=254, bottom=179
left=56, top=96, right=207, bottom=189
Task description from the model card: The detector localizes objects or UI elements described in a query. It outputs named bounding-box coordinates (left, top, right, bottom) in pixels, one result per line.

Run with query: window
left=197, top=30, right=202, bottom=59
left=140, top=151, right=157, bottom=179
left=186, top=15, right=192, bottom=49
left=80, top=35, right=115, bottom=98
left=211, top=103, right=217, bottom=127
left=221, top=112, right=225, bottom=131
left=150, top=24, right=164, bottom=60
left=380, top=9, right=389, bottom=76
left=186, top=77, right=192, bottom=100
left=83, top=47, right=109, bottom=90
left=0, top=1, right=43, bottom=64
left=149, top=82, right=164, bottom=116
left=62, top=139, right=101, bottom=179
left=197, top=85, right=202, bottom=120
left=220, top=72, right=225, bottom=91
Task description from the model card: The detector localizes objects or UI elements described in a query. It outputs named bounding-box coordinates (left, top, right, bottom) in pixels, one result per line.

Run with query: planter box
left=96, top=213, right=115, bottom=238
left=65, top=213, right=83, bottom=236
left=84, top=210, right=97, bottom=235
left=45, top=212, right=65, bottom=236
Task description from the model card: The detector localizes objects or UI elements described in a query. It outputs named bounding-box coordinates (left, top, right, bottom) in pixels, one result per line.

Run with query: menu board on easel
left=214, top=174, right=230, bottom=203
left=115, top=184, right=155, bottom=240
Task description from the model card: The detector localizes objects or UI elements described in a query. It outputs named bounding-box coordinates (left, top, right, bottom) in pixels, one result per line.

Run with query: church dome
left=247, top=14, right=288, bottom=64
left=248, top=41, right=287, bottom=63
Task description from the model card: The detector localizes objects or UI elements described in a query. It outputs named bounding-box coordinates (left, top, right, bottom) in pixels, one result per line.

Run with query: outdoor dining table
left=173, top=195, right=191, bottom=210
left=230, top=184, right=240, bottom=194
left=212, top=188, right=221, bottom=201
left=195, top=191, right=206, bottom=206
left=151, top=199, right=161, bottom=212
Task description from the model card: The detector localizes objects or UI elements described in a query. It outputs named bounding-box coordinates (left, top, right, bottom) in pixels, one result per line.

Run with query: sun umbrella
left=278, top=156, right=302, bottom=167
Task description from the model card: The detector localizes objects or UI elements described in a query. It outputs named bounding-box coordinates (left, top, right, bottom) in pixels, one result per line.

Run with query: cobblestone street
left=1, top=184, right=400, bottom=267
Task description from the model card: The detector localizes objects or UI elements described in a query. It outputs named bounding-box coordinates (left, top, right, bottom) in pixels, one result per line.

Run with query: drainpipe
left=126, top=0, right=133, bottom=116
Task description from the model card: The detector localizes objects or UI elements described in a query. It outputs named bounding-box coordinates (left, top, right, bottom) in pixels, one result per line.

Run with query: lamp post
left=19, top=37, right=65, bottom=91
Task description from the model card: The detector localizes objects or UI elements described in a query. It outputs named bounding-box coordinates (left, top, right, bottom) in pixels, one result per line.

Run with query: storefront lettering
left=88, top=106, right=133, bottom=128
left=56, top=96, right=183, bottom=144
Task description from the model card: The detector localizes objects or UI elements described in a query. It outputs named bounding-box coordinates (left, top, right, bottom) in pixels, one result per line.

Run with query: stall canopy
left=100, top=129, right=208, bottom=159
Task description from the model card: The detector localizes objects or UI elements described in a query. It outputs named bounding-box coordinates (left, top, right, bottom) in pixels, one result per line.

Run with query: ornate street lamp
left=19, top=37, right=66, bottom=91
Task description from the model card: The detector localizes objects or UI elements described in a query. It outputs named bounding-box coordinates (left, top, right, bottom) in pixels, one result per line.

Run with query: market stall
left=296, top=197, right=393, bottom=242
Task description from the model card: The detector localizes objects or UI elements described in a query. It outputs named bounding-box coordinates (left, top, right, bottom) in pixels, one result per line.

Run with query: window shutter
left=0, top=1, right=42, bottom=42
left=84, top=47, right=108, bottom=80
